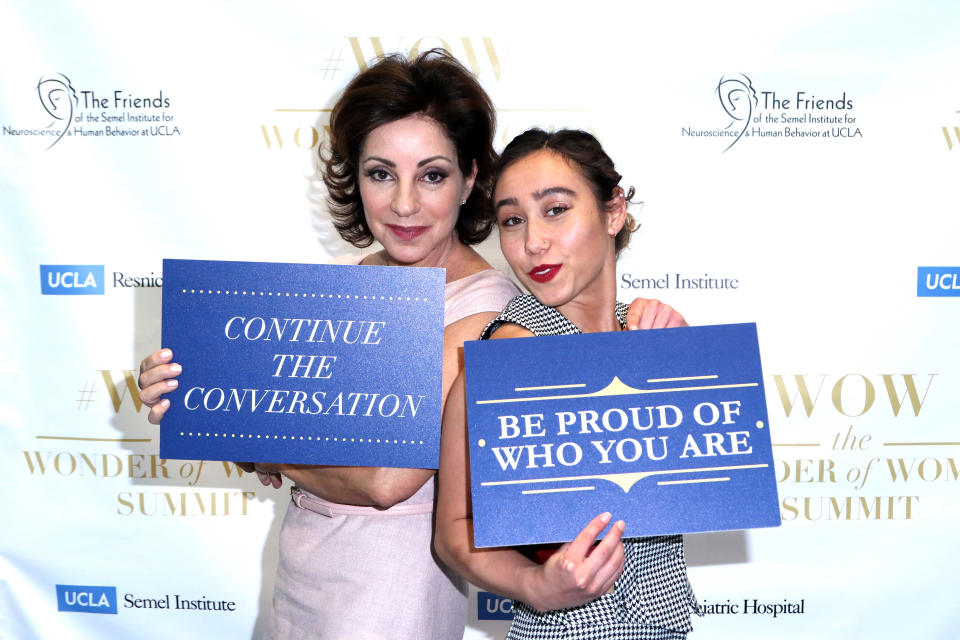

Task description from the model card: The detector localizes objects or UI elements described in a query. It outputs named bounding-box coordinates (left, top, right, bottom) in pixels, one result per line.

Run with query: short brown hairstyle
left=323, top=49, right=497, bottom=247
left=493, top=128, right=639, bottom=256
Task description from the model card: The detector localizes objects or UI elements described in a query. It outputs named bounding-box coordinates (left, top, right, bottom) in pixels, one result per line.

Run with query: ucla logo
left=40, top=265, right=104, bottom=295
left=477, top=592, right=514, bottom=620
left=56, top=585, right=118, bottom=614
left=917, top=267, right=960, bottom=297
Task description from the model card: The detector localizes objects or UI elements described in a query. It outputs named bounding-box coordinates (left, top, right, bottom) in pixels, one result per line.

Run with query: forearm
left=435, top=515, right=545, bottom=610
left=280, top=465, right=434, bottom=508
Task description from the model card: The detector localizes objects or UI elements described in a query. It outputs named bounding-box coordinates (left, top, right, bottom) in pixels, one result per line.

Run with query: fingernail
left=161, top=349, right=172, bottom=359
left=169, top=364, right=182, bottom=373
left=160, top=399, right=170, bottom=408
left=167, top=379, right=178, bottom=388
left=600, top=512, right=611, bottom=523
left=616, top=520, right=626, bottom=531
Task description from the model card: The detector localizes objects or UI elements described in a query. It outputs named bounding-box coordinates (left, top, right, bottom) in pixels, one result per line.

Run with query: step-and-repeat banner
left=2, top=2, right=958, bottom=638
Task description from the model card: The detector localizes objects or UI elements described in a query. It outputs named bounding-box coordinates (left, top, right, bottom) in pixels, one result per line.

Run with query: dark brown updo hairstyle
left=493, top=128, right=639, bottom=256
left=323, top=49, right=497, bottom=247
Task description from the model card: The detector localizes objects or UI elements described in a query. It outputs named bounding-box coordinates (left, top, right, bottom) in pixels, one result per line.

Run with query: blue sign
left=477, top=592, right=514, bottom=620
left=917, top=267, right=960, bottom=297
left=40, top=265, right=105, bottom=295
left=160, top=259, right=445, bottom=468
left=56, top=585, right=118, bottom=614
left=463, top=323, right=781, bottom=548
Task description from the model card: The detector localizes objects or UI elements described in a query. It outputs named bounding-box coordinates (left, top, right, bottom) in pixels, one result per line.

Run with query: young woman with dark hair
left=436, top=129, right=698, bottom=640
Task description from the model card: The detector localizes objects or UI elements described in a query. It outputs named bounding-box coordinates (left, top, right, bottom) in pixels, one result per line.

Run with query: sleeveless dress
left=268, top=265, right=520, bottom=640
left=481, top=294, right=701, bottom=640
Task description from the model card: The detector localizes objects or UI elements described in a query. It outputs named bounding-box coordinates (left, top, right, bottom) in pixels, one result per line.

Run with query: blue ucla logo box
left=40, top=265, right=105, bottom=295
left=160, top=259, right=445, bottom=468
left=917, top=267, right=960, bottom=297
left=477, top=592, right=514, bottom=620
left=463, top=322, right=781, bottom=548
left=56, top=585, right=118, bottom=614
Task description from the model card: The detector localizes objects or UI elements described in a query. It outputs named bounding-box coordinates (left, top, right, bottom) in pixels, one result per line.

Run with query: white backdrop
left=2, top=1, right=959, bottom=638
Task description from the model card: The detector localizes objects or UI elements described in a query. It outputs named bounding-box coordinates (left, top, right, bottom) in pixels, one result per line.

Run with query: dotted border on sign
left=179, top=432, right=425, bottom=446
left=180, top=289, right=430, bottom=303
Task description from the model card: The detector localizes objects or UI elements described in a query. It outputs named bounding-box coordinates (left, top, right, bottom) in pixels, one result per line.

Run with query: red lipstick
left=387, top=225, right=428, bottom=241
left=527, top=264, right=561, bottom=283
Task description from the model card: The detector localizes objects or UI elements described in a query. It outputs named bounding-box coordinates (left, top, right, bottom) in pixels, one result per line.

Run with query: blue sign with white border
left=463, top=322, right=781, bottom=548
left=160, top=259, right=444, bottom=468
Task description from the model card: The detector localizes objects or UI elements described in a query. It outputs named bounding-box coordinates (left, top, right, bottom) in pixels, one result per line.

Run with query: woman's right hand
left=137, top=348, right=181, bottom=425
left=524, top=512, right=626, bottom=612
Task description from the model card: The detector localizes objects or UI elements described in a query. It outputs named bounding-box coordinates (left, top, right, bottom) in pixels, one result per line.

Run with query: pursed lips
left=527, top=264, right=561, bottom=283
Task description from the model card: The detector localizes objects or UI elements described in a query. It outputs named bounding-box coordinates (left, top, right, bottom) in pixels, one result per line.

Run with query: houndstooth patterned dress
left=481, top=295, right=701, bottom=640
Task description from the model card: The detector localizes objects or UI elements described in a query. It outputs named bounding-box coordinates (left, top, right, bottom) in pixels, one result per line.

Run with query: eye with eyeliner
left=498, top=212, right=524, bottom=228
left=545, top=204, right=569, bottom=217
left=421, top=168, right=449, bottom=184
left=365, top=166, right=393, bottom=182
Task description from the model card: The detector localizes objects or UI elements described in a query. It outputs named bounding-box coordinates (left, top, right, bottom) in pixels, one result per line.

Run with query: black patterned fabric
left=482, top=294, right=701, bottom=640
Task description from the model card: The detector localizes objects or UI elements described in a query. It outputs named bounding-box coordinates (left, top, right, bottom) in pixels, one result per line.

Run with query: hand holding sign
left=522, top=512, right=626, bottom=613
left=137, top=348, right=181, bottom=425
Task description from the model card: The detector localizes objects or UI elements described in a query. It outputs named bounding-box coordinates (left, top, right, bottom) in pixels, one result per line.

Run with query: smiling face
left=358, top=115, right=477, bottom=267
left=494, top=150, right=625, bottom=312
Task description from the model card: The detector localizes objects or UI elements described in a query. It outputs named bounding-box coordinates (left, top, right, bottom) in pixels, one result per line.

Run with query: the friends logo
left=3, top=73, right=180, bottom=148
left=716, top=74, right=758, bottom=152
left=684, top=73, right=862, bottom=151
left=36, top=74, right=78, bottom=149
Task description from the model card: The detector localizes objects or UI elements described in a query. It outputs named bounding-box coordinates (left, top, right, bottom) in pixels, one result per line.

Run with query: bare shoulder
left=445, top=311, right=501, bottom=347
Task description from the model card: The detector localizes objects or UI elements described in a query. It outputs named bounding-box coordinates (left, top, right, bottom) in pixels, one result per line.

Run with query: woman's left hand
left=626, top=298, right=688, bottom=330
left=522, top=512, right=626, bottom=612
left=253, top=463, right=284, bottom=489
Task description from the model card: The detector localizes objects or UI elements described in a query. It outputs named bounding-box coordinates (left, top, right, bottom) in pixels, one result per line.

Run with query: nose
left=391, top=180, right=420, bottom=217
left=524, top=218, right=549, bottom=255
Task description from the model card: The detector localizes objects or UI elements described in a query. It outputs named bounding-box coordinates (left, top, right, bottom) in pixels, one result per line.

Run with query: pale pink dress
left=268, top=264, right=519, bottom=640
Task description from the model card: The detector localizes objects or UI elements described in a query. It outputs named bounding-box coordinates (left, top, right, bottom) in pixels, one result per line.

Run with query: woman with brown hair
left=141, top=50, right=517, bottom=639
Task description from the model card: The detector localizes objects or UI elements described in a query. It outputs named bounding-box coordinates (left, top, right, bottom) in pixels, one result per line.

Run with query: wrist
left=514, top=564, right=546, bottom=613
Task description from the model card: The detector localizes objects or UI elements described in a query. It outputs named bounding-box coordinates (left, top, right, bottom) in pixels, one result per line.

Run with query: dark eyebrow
left=362, top=155, right=395, bottom=167
left=360, top=155, right=453, bottom=167
left=417, top=155, right=452, bottom=167
left=532, top=186, right=576, bottom=200
left=495, top=186, right=576, bottom=212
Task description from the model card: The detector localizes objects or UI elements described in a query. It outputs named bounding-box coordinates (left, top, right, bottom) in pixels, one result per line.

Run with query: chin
left=386, top=248, right=429, bottom=266
left=524, top=283, right=571, bottom=309
left=379, top=236, right=427, bottom=259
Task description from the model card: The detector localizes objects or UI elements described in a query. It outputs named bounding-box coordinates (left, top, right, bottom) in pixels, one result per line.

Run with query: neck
left=378, top=231, right=481, bottom=282
left=555, top=257, right=620, bottom=333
